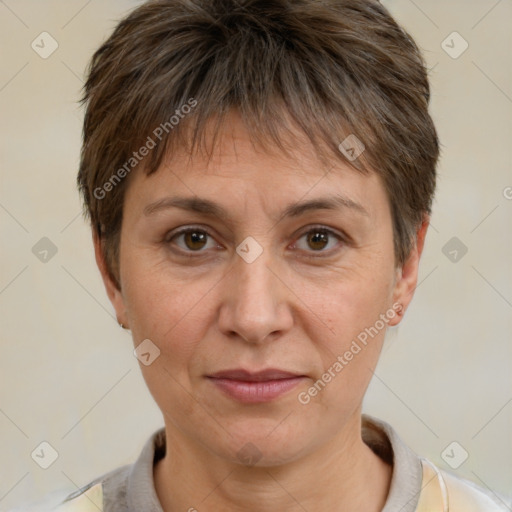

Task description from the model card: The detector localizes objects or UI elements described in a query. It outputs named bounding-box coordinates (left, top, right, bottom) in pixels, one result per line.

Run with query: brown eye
left=306, top=230, right=329, bottom=251
left=183, top=231, right=208, bottom=250
left=294, top=227, right=343, bottom=255
left=169, top=228, right=216, bottom=252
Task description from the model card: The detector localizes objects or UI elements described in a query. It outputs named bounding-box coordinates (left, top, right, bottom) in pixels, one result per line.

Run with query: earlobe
left=388, top=216, right=430, bottom=327
left=92, top=231, right=129, bottom=329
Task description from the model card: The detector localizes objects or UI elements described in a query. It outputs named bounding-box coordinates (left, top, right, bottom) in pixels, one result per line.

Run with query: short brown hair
left=78, top=0, right=440, bottom=290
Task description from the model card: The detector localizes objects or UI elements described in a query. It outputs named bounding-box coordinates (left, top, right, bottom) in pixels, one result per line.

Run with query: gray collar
left=102, top=414, right=422, bottom=511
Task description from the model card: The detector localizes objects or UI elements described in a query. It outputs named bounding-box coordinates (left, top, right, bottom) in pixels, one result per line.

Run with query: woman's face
left=97, top=113, right=425, bottom=466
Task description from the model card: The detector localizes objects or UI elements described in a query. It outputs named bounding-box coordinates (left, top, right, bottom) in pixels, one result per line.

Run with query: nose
left=217, top=248, right=294, bottom=344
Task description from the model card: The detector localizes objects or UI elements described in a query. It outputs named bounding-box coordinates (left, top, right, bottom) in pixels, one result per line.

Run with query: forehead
left=124, top=111, right=387, bottom=219
left=165, top=110, right=337, bottom=177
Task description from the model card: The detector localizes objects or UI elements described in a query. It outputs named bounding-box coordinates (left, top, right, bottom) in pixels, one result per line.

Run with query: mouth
left=206, top=368, right=307, bottom=403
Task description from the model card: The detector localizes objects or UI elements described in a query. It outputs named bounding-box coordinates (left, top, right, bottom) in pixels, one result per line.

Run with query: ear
left=387, top=216, right=429, bottom=327
left=93, top=231, right=129, bottom=328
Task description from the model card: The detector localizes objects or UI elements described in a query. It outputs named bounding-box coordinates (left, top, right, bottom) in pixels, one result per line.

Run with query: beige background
left=1, top=0, right=511, bottom=509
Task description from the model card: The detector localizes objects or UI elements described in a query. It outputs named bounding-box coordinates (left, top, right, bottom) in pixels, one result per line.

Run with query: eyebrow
left=143, top=194, right=369, bottom=221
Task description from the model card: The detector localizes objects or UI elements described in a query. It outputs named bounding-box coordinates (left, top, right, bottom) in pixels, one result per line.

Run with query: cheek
left=121, top=255, right=211, bottom=365
left=125, top=269, right=213, bottom=421
left=306, top=262, right=395, bottom=345
left=300, top=265, right=394, bottom=402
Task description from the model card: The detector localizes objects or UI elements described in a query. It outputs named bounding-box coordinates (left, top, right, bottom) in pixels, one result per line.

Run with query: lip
left=208, top=368, right=304, bottom=381
left=206, top=368, right=307, bottom=403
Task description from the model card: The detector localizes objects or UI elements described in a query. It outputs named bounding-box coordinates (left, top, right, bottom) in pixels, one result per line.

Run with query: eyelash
left=165, top=224, right=347, bottom=259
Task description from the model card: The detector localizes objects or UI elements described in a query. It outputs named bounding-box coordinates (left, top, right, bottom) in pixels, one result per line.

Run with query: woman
left=48, top=0, right=508, bottom=510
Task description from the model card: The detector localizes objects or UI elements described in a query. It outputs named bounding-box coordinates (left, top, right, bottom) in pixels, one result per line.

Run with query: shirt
left=33, top=415, right=510, bottom=511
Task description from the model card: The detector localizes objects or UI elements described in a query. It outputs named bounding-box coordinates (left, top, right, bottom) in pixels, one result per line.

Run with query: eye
left=165, top=225, right=345, bottom=257
left=167, top=227, right=218, bottom=253
left=292, top=226, right=344, bottom=255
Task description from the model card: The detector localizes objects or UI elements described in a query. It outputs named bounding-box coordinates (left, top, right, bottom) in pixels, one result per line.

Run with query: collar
left=123, top=414, right=424, bottom=511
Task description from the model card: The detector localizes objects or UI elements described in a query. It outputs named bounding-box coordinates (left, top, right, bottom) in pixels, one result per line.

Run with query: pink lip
left=207, top=368, right=306, bottom=403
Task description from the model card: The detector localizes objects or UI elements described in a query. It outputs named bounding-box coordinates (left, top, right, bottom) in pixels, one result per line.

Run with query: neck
left=154, top=413, right=392, bottom=512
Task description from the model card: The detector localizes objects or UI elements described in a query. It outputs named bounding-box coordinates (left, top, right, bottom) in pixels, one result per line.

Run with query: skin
left=94, top=111, right=428, bottom=511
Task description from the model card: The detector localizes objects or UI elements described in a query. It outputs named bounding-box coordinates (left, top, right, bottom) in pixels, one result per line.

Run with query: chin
left=205, top=417, right=315, bottom=468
